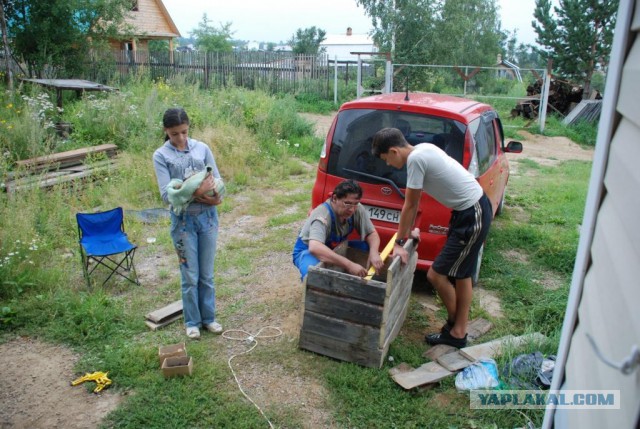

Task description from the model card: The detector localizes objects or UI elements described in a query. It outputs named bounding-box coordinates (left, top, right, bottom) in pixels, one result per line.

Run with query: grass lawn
left=0, top=80, right=593, bottom=428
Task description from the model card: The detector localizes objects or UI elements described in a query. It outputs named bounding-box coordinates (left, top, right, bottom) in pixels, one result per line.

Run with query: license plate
left=362, top=205, right=401, bottom=224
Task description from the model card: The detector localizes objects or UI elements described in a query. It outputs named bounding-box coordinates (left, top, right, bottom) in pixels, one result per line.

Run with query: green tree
left=358, top=0, right=503, bottom=91
left=288, top=26, right=326, bottom=55
left=532, top=0, right=619, bottom=98
left=502, top=30, right=545, bottom=70
left=4, top=0, right=132, bottom=78
left=432, top=0, right=503, bottom=66
left=148, top=39, right=170, bottom=51
left=190, top=14, right=234, bottom=52
left=357, top=0, right=502, bottom=65
left=357, top=0, right=437, bottom=64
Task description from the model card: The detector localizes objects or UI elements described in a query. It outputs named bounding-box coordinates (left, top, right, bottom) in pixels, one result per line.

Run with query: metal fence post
left=538, top=59, right=552, bottom=132
left=356, top=55, right=362, bottom=99
left=334, top=56, right=338, bottom=104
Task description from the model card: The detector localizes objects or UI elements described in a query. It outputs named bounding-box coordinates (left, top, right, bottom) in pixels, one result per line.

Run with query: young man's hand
left=393, top=244, right=409, bottom=264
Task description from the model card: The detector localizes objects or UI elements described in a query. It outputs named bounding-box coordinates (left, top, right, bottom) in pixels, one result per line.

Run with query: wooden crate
left=298, top=240, right=417, bottom=368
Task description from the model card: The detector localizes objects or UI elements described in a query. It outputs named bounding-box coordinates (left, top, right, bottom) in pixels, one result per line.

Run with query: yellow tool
left=365, top=232, right=397, bottom=280
left=71, top=371, right=112, bottom=393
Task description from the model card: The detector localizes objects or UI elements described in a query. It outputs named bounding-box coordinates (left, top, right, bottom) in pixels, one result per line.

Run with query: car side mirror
left=505, top=141, right=523, bottom=153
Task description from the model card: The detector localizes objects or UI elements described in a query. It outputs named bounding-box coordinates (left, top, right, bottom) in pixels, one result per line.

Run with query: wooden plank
left=145, top=313, right=183, bottom=331
left=306, top=266, right=386, bottom=305
left=4, top=160, right=115, bottom=189
left=16, top=143, right=118, bottom=166
left=388, top=362, right=414, bottom=377
left=459, top=333, right=546, bottom=361
left=299, top=331, right=382, bottom=368
left=5, top=163, right=115, bottom=192
left=467, top=318, right=493, bottom=341
left=300, top=310, right=380, bottom=346
left=304, top=288, right=383, bottom=327
left=380, top=295, right=410, bottom=353
left=379, top=243, right=417, bottom=347
left=391, top=361, right=453, bottom=390
left=423, top=344, right=458, bottom=361
left=15, top=144, right=118, bottom=170
left=299, top=309, right=383, bottom=367
left=436, top=350, right=474, bottom=372
left=459, top=335, right=515, bottom=361
left=145, top=300, right=183, bottom=323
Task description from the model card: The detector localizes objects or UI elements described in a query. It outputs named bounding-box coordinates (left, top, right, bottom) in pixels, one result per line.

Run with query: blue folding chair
left=76, top=207, right=139, bottom=288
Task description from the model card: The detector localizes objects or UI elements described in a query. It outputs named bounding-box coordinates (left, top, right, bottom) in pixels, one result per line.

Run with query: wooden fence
left=84, top=50, right=334, bottom=97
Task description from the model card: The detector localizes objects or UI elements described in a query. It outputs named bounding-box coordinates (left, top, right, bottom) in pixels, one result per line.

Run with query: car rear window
left=326, top=109, right=466, bottom=188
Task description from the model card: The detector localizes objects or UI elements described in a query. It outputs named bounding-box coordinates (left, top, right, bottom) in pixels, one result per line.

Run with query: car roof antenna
left=404, top=73, right=410, bottom=101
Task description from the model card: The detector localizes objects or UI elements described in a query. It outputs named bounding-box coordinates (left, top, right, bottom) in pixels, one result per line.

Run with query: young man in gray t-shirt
left=372, top=128, right=493, bottom=349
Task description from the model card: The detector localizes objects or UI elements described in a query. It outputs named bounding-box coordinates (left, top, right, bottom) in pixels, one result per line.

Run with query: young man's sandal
left=425, top=330, right=467, bottom=348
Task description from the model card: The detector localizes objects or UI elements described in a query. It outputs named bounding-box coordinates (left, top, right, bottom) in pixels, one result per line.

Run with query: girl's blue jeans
left=170, top=206, right=218, bottom=328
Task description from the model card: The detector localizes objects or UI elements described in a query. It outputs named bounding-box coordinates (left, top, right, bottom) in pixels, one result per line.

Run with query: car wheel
left=472, top=244, right=484, bottom=287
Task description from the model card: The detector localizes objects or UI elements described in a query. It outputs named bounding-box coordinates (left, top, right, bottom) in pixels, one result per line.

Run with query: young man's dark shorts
left=432, top=193, right=492, bottom=279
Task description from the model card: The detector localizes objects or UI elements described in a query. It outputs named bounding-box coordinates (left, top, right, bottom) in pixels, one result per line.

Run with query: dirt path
left=0, top=114, right=594, bottom=429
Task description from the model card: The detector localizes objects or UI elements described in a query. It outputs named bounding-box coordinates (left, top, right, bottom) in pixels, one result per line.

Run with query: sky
left=161, top=0, right=540, bottom=46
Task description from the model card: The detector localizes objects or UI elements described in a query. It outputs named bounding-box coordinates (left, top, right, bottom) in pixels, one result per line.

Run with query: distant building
left=321, top=27, right=376, bottom=62
left=109, top=0, right=181, bottom=53
left=495, top=54, right=522, bottom=82
left=273, top=44, right=292, bottom=52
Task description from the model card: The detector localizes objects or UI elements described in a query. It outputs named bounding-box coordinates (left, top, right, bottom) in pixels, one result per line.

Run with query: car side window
left=471, top=115, right=498, bottom=174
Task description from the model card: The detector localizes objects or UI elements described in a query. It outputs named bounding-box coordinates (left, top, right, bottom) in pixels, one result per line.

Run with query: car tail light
left=318, top=142, right=328, bottom=171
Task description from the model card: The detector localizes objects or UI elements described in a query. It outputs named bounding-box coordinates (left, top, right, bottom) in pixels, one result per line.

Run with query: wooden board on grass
left=436, top=350, right=474, bottom=372
left=15, top=144, right=118, bottom=171
left=144, top=300, right=182, bottom=324
left=391, top=361, right=453, bottom=390
left=423, top=344, right=458, bottom=361
left=459, top=332, right=546, bottom=361
left=466, top=318, right=493, bottom=340
left=145, top=313, right=183, bottom=331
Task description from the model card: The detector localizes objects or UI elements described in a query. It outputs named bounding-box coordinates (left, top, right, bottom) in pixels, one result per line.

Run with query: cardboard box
left=161, top=355, right=193, bottom=378
left=158, top=342, right=187, bottom=366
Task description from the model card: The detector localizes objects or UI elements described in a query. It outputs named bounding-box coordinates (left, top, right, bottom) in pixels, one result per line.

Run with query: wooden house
left=495, top=54, right=522, bottom=82
left=109, top=0, right=181, bottom=53
left=542, top=1, right=640, bottom=428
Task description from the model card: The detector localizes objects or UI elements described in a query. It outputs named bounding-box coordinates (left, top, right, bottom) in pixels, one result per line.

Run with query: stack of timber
left=2, top=144, right=118, bottom=193
left=298, top=239, right=418, bottom=369
left=512, top=77, right=594, bottom=120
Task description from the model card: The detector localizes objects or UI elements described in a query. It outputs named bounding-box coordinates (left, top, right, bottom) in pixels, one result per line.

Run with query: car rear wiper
left=343, top=168, right=405, bottom=199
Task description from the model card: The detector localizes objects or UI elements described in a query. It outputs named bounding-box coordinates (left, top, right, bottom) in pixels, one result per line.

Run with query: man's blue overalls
left=292, top=202, right=368, bottom=280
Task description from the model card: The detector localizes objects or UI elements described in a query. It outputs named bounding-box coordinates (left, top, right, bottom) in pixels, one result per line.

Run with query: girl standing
left=153, top=108, right=223, bottom=339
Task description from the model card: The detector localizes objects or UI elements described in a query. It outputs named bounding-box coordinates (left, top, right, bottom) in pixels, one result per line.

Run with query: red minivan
left=311, top=92, right=523, bottom=281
